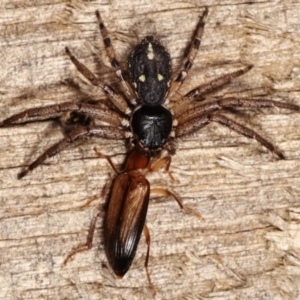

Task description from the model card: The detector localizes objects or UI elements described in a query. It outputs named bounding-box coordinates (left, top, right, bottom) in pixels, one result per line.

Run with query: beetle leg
left=143, top=224, right=156, bottom=295
left=81, top=175, right=116, bottom=208
left=64, top=212, right=103, bottom=265
left=149, top=156, right=178, bottom=183
left=151, top=188, right=204, bottom=220
left=78, top=147, right=119, bottom=208
left=94, top=147, right=120, bottom=174
left=149, top=156, right=171, bottom=172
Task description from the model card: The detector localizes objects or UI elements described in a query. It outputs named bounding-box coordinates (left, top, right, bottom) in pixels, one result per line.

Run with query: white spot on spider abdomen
left=147, top=43, right=154, bottom=60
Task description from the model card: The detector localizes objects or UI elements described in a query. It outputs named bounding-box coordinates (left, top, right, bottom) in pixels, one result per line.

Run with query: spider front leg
left=95, top=10, right=136, bottom=104
left=168, top=7, right=208, bottom=98
left=65, top=47, right=131, bottom=115
left=176, top=112, right=286, bottom=159
left=18, top=125, right=129, bottom=179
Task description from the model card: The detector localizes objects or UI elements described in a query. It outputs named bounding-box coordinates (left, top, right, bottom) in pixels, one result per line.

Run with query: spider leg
left=172, top=65, right=253, bottom=115
left=168, top=7, right=208, bottom=98
left=65, top=47, right=131, bottom=115
left=95, top=11, right=137, bottom=104
left=176, top=97, right=300, bottom=124
left=18, top=125, right=129, bottom=179
left=0, top=102, right=129, bottom=127
left=176, top=113, right=285, bottom=159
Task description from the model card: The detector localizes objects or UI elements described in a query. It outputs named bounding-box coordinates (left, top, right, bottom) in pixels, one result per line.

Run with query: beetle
left=63, top=145, right=187, bottom=292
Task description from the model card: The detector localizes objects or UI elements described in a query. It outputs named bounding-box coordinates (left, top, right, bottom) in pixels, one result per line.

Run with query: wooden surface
left=1, top=1, right=300, bottom=299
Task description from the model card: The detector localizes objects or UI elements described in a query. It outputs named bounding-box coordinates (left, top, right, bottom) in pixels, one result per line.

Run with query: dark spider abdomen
left=128, top=36, right=171, bottom=106
left=131, top=105, right=173, bottom=150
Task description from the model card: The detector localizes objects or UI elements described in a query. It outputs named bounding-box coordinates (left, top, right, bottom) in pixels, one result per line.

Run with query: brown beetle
left=104, top=149, right=151, bottom=278
left=63, top=145, right=190, bottom=291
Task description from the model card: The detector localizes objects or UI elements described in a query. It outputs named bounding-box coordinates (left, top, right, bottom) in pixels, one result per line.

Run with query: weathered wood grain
left=1, top=1, right=300, bottom=299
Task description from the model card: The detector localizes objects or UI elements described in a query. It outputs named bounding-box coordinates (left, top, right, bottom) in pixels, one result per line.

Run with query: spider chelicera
left=1, top=7, right=299, bottom=289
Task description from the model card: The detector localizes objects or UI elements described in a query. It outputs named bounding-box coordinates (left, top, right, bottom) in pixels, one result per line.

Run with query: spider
left=1, top=7, right=299, bottom=288
left=2, top=8, right=298, bottom=178
left=1, top=8, right=299, bottom=176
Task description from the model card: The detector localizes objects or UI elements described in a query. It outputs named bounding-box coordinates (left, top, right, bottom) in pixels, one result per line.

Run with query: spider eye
left=157, top=74, right=163, bottom=81
left=138, top=75, right=146, bottom=82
